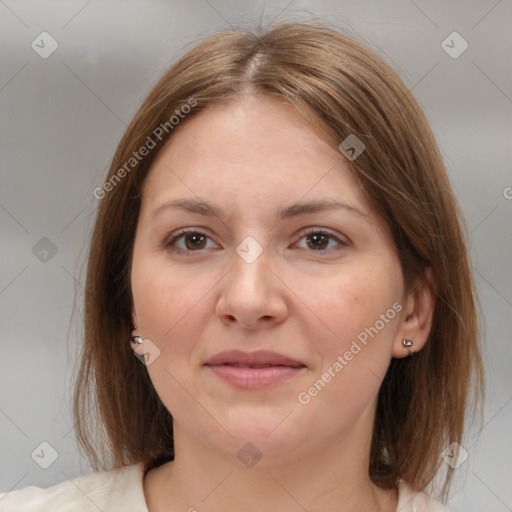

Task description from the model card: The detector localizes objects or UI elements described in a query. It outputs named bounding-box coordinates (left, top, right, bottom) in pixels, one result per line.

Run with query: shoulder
left=0, top=463, right=148, bottom=512
left=397, top=480, right=450, bottom=512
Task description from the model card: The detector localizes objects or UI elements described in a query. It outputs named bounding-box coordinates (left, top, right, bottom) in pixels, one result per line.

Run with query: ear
left=130, top=310, right=142, bottom=351
left=392, top=267, right=436, bottom=358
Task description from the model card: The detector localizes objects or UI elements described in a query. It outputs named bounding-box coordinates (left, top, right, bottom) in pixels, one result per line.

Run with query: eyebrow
left=149, top=198, right=368, bottom=223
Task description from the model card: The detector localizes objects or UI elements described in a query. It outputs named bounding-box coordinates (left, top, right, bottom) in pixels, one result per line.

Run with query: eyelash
left=163, top=227, right=348, bottom=256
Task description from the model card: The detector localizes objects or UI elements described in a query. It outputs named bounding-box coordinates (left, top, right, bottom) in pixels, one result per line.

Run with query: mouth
left=204, top=350, right=307, bottom=389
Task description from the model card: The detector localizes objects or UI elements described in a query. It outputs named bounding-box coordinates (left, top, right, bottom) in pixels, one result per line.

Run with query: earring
left=402, top=339, right=414, bottom=356
left=131, top=327, right=144, bottom=345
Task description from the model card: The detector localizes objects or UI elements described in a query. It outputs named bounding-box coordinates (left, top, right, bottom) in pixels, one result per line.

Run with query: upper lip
left=204, top=350, right=306, bottom=368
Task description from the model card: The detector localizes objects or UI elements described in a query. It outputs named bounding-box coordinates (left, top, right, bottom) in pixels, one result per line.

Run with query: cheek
left=300, top=258, right=403, bottom=362
left=294, top=264, right=402, bottom=421
left=130, top=257, right=213, bottom=415
left=131, top=252, right=219, bottom=360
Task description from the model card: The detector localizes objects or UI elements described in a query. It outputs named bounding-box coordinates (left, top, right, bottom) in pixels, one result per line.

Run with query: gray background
left=1, top=1, right=511, bottom=510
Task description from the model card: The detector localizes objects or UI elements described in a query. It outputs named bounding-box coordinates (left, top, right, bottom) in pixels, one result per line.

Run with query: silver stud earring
left=402, top=339, right=414, bottom=356
left=131, top=327, right=144, bottom=345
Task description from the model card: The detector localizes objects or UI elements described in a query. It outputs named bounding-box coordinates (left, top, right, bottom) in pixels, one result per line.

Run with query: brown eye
left=181, top=232, right=207, bottom=250
left=164, top=230, right=215, bottom=254
left=305, top=232, right=330, bottom=250
left=296, top=229, right=347, bottom=253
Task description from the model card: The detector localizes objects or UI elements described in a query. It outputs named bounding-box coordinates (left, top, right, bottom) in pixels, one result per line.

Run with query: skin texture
left=130, top=94, right=435, bottom=512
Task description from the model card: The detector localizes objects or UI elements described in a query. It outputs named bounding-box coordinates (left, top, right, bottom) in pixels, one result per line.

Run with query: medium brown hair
left=74, top=20, right=484, bottom=500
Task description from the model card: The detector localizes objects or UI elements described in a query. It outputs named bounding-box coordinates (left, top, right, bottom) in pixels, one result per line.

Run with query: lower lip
left=206, top=364, right=306, bottom=389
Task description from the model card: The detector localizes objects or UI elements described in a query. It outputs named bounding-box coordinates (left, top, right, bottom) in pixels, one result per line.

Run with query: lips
left=204, top=350, right=305, bottom=368
left=204, top=350, right=306, bottom=389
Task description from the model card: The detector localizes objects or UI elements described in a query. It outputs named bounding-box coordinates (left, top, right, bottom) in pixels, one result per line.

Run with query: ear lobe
left=130, top=312, right=143, bottom=350
left=392, top=267, right=436, bottom=358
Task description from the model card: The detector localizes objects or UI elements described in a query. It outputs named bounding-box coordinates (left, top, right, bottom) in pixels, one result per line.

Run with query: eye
left=164, top=227, right=347, bottom=256
left=294, top=228, right=348, bottom=253
left=164, top=228, right=218, bottom=254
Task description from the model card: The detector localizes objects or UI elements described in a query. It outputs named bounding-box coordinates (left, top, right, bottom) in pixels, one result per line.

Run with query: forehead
left=140, top=95, right=372, bottom=223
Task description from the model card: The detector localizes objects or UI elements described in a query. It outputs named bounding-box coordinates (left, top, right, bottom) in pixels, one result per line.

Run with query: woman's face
left=130, top=95, right=409, bottom=464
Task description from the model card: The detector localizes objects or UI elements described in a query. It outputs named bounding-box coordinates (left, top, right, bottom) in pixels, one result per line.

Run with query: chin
left=219, top=418, right=309, bottom=461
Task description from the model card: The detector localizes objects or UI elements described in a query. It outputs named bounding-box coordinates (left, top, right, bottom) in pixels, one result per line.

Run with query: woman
left=0, top=20, right=483, bottom=511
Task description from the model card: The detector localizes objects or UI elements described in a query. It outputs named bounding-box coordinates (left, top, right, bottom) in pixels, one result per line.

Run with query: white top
left=0, top=462, right=449, bottom=511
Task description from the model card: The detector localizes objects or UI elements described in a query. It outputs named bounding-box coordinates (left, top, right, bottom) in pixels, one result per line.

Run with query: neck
left=144, top=412, right=397, bottom=512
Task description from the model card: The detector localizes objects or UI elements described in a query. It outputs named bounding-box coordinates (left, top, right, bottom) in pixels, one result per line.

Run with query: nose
left=215, top=243, right=288, bottom=331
